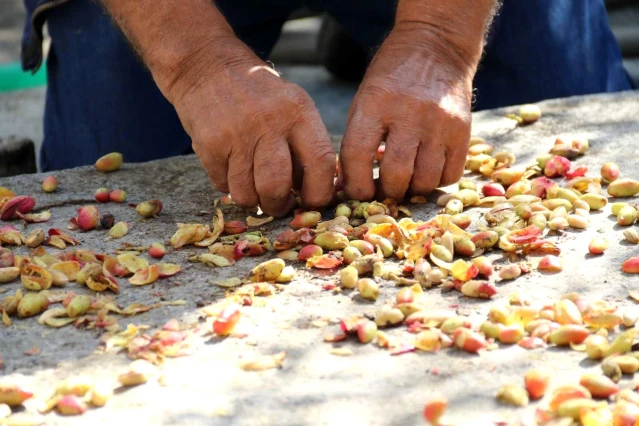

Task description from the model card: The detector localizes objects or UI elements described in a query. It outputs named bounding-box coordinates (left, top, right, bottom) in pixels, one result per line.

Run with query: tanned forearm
left=394, top=0, right=500, bottom=71
left=100, top=0, right=256, bottom=103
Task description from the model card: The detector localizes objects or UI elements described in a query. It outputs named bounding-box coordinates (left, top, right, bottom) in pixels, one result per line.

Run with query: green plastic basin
left=0, top=61, right=47, bottom=92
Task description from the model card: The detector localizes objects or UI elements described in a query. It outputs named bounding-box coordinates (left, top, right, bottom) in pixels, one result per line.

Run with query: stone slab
left=0, top=90, right=638, bottom=425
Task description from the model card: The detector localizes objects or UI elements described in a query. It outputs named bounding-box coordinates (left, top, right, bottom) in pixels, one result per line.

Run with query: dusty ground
left=0, top=91, right=639, bottom=425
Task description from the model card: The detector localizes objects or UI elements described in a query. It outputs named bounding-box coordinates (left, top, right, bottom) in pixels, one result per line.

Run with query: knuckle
left=283, top=84, right=315, bottom=109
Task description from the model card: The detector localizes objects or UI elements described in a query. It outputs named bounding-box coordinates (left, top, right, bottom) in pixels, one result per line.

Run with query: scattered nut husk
left=0, top=384, right=33, bottom=406
left=41, top=176, right=58, bottom=193
left=55, top=376, right=92, bottom=397
left=423, top=396, right=447, bottom=425
left=148, top=242, right=166, bottom=259
left=519, top=104, right=541, bottom=123
left=95, top=152, right=123, bottom=172
left=250, top=259, right=285, bottom=282
left=496, top=384, right=529, bottom=407
left=136, top=200, right=163, bottom=218
left=357, top=278, right=379, bottom=301
left=108, top=221, right=130, bottom=239
left=90, top=380, right=113, bottom=407
left=118, top=359, right=156, bottom=386
left=213, top=304, right=241, bottom=336
left=524, top=370, right=550, bottom=400
left=239, top=351, right=286, bottom=371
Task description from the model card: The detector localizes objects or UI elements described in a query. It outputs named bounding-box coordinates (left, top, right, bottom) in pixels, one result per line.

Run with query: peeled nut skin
left=136, top=200, right=163, bottom=218
left=496, top=384, right=529, bottom=407
left=118, top=360, right=156, bottom=387
left=0, top=267, right=20, bottom=284
left=624, top=228, right=639, bottom=244
left=0, top=384, right=34, bottom=406
left=0, top=403, right=9, bottom=418
left=108, top=221, right=130, bottom=239
left=275, top=266, right=295, bottom=283
left=49, top=269, right=69, bottom=287
left=374, top=306, right=404, bottom=327
left=55, top=376, right=93, bottom=397
left=0, top=248, right=14, bottom=268
left=1, top=293, right=21, bottom=317
left=25, top=229, right=45, bottom=248
left=0, top=195, right=36, bottom=220
left=213, top=304, right=241, bottom=336
left=56, top=394, right=88, bottom=416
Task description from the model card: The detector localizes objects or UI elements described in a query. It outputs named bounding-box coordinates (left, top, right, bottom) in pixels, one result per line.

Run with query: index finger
left=339, top=109, right=385, bottom=201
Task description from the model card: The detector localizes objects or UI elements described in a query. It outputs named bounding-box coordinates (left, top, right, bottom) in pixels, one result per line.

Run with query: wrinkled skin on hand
left=339, top=28, right=474, bottom=202
left=171, top=44, right=336, bottom=217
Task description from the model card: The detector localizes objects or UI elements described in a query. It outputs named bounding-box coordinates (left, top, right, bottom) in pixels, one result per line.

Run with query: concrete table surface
left=0, top=91, right=638, bottom=425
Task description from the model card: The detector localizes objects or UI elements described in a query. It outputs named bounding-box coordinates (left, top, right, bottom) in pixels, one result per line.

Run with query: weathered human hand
left=168, top=40, right=336, bottom=217
left=339, top=27, right=475, bottom=201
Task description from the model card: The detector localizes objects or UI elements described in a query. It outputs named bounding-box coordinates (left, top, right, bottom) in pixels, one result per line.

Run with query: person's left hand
left=338, top=26, right=476, bottom=201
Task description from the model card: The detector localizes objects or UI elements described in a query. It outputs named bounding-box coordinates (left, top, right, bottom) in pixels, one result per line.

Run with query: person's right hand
left=164, top=38, right=336, bottom=217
